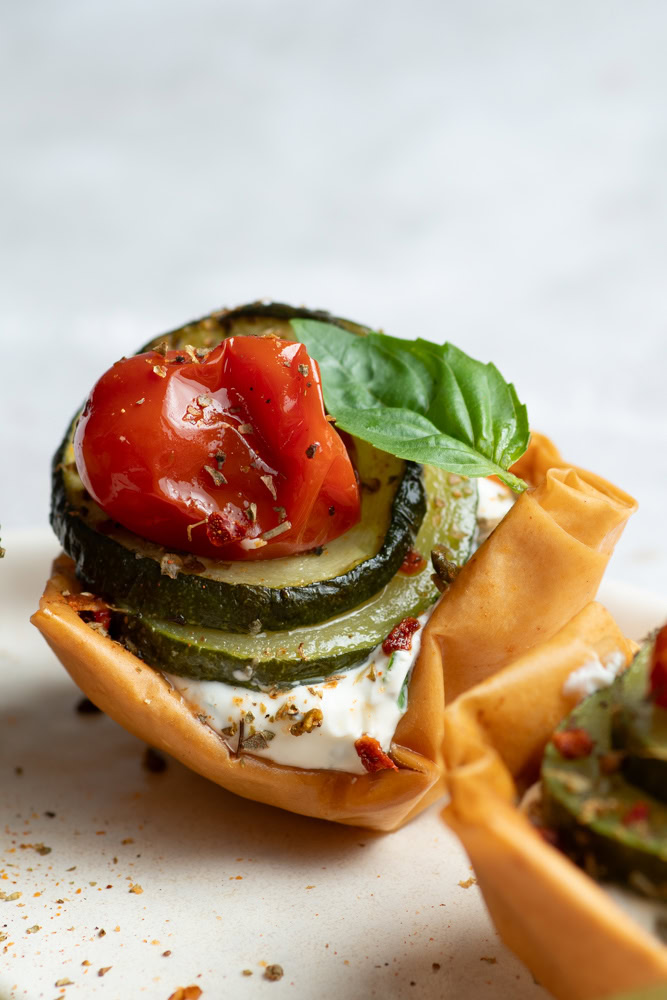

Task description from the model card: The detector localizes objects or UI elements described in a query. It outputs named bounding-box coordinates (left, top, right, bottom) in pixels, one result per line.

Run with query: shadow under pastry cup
left=442, top=602, right=667, bottom=1000
left=31, top=433, right=637, bottom=831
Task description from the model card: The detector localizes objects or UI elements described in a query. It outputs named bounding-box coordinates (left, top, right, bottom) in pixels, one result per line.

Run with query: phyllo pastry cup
left=32, top=434, right=637, bottom=831
left=442, top=602, right=667, bottom=1000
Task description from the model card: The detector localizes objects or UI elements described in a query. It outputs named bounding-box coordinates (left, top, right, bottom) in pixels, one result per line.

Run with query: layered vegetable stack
left=51, top=303, right=494, bottom=695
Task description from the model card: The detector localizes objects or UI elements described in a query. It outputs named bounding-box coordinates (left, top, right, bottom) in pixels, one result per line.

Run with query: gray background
left=2, top=0, right=666, bottom=591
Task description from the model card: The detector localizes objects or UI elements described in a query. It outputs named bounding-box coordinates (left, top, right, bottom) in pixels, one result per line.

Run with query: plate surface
left=1, top=530, right=665, bottom=1000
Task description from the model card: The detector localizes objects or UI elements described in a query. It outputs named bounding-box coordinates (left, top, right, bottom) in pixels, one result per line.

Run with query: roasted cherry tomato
left=74, top=337, right=361, bottom=560
left=650, top=623, right=667, bottom=708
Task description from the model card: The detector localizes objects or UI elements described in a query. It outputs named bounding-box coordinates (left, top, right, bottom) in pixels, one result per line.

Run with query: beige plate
left=2, top=529, right=665, bottom=1000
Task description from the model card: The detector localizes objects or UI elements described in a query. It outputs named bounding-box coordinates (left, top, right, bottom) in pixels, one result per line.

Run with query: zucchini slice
left=118, top=464, right=478, bottom=688
left=53, top=425, right=427, bottom=632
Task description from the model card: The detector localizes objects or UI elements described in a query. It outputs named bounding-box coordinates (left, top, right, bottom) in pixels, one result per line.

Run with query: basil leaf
left=291, top=319, right=529, bottom=491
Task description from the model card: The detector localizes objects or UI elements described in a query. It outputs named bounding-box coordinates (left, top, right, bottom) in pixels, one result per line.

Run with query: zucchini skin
left=51, top=433, right=425, bottom=632
left=122, top=615, right=378, bottom=689
left=50, top=301, right=424, bottom=633
left=541, top=639, right=667, bottom=898
left=140, top=300, right=371, bottom=354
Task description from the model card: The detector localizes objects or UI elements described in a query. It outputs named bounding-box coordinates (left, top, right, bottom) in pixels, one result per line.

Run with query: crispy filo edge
left=442, top=602, right=667, bottom=1000
left=31, top=432, right=637, bottom=831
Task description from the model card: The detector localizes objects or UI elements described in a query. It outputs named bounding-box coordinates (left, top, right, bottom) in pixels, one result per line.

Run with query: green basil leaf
left=291, top=319, right=529, bottom=491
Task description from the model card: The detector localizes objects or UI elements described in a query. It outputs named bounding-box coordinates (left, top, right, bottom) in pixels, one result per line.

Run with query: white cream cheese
left=475, top=477, right=516, bottom=545
left=562, top=650, right=627, bottom=702
left=165, top=611, right=429, bottom=774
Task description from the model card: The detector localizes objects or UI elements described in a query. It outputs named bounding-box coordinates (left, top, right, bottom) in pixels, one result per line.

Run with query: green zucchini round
left=118, top=464, right=478, bottom=688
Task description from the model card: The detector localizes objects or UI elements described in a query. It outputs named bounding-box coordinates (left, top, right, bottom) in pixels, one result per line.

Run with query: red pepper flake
left=399, top=548, right=427, bottom=575
left=205, top=510, right=248, bottom=547
left=167, top=989, right=203, bottom=1000
left=551, top=728, right=594, bottom=759
left=382, top=617, right=421, bottom=655
left=93, top=609, right=112, bottom=631
left=354, top=735, right=398, bottom=773
left=650, top=624, right=667, bottom=708
left=623, top=801, right=650, bottom=826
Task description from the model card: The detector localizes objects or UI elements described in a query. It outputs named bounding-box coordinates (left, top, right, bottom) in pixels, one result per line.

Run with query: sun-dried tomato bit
left=399, top=548, right=427, bottom=576
left=382, top=617, right=421, bottom=655
left=551, top=728, right=594, bottom=759
left=64, top=591, right=113, bottom=633
left=205, top=509, right=250, bottom=547
left=354, top=735, right=398, bottom=773
left=650, top=624, right=667, bottom=708
left=622, top=801, right=650, bottom=826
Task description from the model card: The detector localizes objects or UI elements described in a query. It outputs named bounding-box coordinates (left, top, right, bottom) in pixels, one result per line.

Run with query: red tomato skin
left=650, top=624, right=667, bottom=708
left=74, top=337, right=360, bottom=560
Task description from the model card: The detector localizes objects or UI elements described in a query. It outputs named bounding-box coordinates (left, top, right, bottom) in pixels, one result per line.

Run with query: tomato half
left=74, top=337, right=361, bottom=560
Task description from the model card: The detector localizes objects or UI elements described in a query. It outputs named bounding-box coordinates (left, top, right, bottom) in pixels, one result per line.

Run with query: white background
left=2, top=0, right=667, bottom=592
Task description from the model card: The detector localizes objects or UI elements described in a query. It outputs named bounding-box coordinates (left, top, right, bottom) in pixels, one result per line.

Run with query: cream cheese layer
left=165, top=611, right=428, bottom=774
